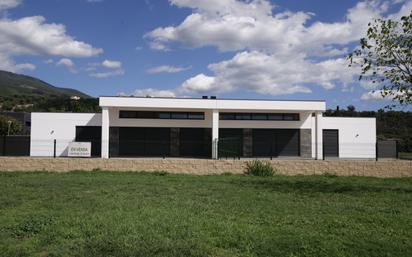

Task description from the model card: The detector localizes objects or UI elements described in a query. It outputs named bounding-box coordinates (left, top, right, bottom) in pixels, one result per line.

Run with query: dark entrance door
left=145, top=128, right=170, bottom=156
left=323, top=129, right=339, bottom=158
left=252, top=129, right=275, bottom=157
left=75, top=126, right=101, bottom=157
left=252, top=129, right=300, bottom=157
left=276, top=129, right=300, bottom=157
left=118, top=127, right=170, bottom=157
left=219, top=129, right=243, bottom=157
left=180, top=128, right=211, bottom=157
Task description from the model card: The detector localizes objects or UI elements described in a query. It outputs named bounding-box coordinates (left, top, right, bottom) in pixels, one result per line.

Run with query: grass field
left=0, top=172, right=411, bottom=257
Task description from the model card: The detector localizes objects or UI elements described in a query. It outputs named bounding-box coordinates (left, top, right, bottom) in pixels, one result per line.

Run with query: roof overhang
left=99, top=96, right=326, bottom=112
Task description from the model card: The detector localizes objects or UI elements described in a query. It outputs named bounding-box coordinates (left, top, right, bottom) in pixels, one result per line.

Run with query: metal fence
left=218, top=137, right=243, bottom=159
left=0, top=135, right=30, bottom=156
left=5, top=136, right=412, bottom=161
left=377, top=140, right=398, bottom=159
left=30, top=139, right=213, bottom=158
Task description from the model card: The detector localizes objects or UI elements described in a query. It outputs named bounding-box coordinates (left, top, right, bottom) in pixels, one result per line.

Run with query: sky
left=0, top=0, right=411, bottom=110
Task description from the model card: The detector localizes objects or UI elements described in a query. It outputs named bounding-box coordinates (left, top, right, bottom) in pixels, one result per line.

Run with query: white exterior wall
left=321, top=117, right=376, bottom=159
left=30, top=98, right=377, bottom=160
left=30, top=113, right=102, bottom=157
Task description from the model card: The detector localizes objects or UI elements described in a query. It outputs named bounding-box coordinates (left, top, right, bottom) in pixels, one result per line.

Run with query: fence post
left=396, top=140, right=399, bottom=159
left=53, top=139, right=56, bottom=158
left=2, top=135, right=5, bottom=156
left=375, top=141, right=378, bottom=161
left=270, top=142, right=273, bottom=160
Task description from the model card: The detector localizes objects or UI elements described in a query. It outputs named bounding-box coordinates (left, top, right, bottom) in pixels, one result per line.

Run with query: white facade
left=30, top=113, right=101, bottom=157
left=30, top=97, right=376, bottom=159
left=321, top=117, right=376, bottom=159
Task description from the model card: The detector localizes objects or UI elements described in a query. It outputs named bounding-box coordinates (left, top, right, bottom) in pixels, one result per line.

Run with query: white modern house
left=30, top=96, right=376, bottom=159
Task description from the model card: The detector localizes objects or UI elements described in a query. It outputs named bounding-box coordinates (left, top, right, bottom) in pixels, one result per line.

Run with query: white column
left=212, top=109, right=219, bottom=159
left=311, top=114, right=316, bottom=159
left=101, top=107, right=110, bottom=158
left=315, top=111, right=323, bottom=160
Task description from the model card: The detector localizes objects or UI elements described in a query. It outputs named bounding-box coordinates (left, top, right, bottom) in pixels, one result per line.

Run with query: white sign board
left=68, top=142, right=92, bottom=157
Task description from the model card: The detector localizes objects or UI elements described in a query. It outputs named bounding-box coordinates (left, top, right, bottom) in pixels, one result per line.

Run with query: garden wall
left=0, top=157, right=411, bottom=177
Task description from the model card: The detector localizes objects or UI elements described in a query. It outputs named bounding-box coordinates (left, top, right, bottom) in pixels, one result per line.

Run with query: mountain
left=0, top=70, right=90, bottom=100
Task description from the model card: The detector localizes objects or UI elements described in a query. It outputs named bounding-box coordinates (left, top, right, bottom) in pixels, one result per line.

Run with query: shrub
left=0, top=115, right=22, bottom=135
left=244, top=160, right=276, bottom=177
left=152, top=170, right=168, bottom=176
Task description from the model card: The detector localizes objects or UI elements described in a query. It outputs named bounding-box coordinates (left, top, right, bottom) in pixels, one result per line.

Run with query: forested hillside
left=0, top=70, right=90, bottom=111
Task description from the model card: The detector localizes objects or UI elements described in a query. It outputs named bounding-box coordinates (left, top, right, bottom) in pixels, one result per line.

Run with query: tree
left=348, top=11, right=412, bottom=105
left=0, top=115, right=23, bottom=136
left=347, top=105, right=356, bottom=113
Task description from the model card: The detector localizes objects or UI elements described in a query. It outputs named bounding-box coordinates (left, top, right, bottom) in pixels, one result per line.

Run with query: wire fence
left=29, top=139, right=213, bottom=158
left=1, top=136, right=410, bottom=161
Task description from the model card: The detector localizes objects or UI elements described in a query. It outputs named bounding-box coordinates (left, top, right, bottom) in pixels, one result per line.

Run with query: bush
left=0, top=115, right=22, bottom=135
left=152, top=170, right=168, bottom=176
left=244, top=160, right=276, bottom=177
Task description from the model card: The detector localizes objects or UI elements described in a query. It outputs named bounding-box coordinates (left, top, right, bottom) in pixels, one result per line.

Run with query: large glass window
left=171, top=112, right=188, bottom=119
left=267, top=114, right=283, bottom=120
left=158, top=112, right=171, bottom=119
left=220, top=112, right=299, bottom=121
left=119, top=111, right=138, bottom=118
left=283, top=113, right=300, bottom=120
left=252, top=113, right=268, bottom=120
left=119, top=111, right=205, bottom=120
left=235, top=113, right=251, bottom=120
left=188, top=112, right=204, bottom=120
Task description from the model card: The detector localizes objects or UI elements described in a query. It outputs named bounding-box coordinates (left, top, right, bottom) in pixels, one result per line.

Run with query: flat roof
left=99, top=95, right=325, bottom=102
left=99, top=96, right=326, bottom=112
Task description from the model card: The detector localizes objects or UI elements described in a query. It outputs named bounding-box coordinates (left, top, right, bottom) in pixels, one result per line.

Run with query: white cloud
left=87, top=59, right=124, bottom=78
left=57, top=58, right=74, bottom=68
left=146, top=0, right=386, bottom=55
left=126, top=88, right=176, bottom=97
left=0, top=0, right=21, bottom=10
left=177, top=51, right=359, bottom=95
left=361, top=90, right=389, bottom=101
left=90, top=69, right=124, bottom=78
left=146, top=65, right=191, bottom=74
left=148, top=41, right=170, bottom=51
left=360, top=89, right=410, bottom=101
left=56, top=58, right=77, bottom=73
left=15, top=63, right=35, bottom=71
left=0, top=16, right=102, bottom=57
left=102, top=59, right=122, bottom=69
left=0, top=14, right=102, bottom=73
left=180, top=74, right=216, bottom=93
left=0, top=52, right=35, bottom=72
left=146, top=0, right=410, bottom=96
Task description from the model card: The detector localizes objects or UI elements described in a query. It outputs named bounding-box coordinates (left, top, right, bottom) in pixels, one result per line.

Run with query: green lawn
left=0, top=172, right=411, bottom=257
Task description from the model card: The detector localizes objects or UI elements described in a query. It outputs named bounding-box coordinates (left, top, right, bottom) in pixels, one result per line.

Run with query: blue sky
left=0, top=0, right=411, bottom=110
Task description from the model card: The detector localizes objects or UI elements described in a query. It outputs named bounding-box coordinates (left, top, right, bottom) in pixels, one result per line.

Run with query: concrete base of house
left=0, top=157, right=410, bottom=178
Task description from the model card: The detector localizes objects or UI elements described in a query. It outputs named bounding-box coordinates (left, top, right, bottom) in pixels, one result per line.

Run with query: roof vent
left=210, top=96, right=217, bottom=99
left=202, top=96, right=208, bottom=99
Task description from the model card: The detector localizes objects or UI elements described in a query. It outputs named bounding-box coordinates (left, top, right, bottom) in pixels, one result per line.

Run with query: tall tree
left=0, top=115, right=22, bottom=136
left=348, top=11, right=412, bottom=105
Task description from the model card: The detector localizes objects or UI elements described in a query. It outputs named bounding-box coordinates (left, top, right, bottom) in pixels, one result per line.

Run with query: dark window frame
left=220, top=112, right=300, bottom=121
left=119, top=110, right=205, bottom=120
